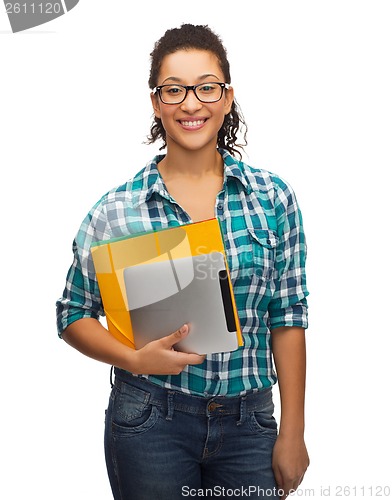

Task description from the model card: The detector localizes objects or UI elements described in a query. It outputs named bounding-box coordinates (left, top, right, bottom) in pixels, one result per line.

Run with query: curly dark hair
left=146, top=23, right=247, bottom=158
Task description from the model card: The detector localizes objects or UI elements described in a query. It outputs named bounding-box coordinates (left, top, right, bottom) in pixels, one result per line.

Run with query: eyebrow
left=161, top=73, right=221, bottom=85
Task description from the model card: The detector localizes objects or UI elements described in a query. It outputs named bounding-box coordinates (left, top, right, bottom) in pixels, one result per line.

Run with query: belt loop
left=109, top=366, right=114, bottom=388
left=166, top=391, right=175, bottom=421
left=237, top=396, right=247, bottom=426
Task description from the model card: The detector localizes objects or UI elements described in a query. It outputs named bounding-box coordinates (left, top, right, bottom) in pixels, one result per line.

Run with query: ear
left=224, top=86, right=235, bottom=115
left=150, top=92, right=161, bottom=119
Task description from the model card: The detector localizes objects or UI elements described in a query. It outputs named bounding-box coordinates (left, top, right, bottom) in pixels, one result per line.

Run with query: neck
left=159, top=142, right=223, bottom=180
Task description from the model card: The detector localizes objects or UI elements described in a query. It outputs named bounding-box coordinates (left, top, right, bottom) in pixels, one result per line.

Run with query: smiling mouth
left=179, top=119, right=207, bottom=128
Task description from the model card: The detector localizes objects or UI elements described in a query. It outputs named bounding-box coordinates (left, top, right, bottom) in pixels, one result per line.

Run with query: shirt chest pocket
left=233, top=228, right=278, bottom=282
left=249, top=228, right=278, bottom=280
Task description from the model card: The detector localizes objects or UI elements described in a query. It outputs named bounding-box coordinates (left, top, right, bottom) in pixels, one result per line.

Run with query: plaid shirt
left=56, top=149, right=309, bottom=396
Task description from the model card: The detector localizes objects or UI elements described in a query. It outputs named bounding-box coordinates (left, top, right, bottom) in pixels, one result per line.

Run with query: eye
left=198, top=83, right=219, bottom=94
left=163, top=85, right=185, bottom=95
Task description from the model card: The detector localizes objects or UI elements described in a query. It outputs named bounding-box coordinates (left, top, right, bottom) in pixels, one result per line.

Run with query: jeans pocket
left=248, top=405, right=278, bottom=439
left=111, top=382, right=160, bottom=434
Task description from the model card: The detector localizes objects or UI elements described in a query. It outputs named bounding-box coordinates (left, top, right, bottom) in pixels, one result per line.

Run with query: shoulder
left=88, top=155, right=161, bottom=216
left=75, top=156, right=161, bottom=244
left=245, top=161, right=291, bottom=194
left=222, top=150, right=297, bottom=205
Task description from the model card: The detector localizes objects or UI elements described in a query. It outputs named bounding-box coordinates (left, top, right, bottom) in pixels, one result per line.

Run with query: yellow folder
left=91, top=218, right=243, bottom=354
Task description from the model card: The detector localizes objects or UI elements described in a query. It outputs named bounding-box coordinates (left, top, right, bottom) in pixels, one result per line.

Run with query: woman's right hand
left=130, top=324, right=206, bottom=375
left=62, top=318, right=205, bottom=376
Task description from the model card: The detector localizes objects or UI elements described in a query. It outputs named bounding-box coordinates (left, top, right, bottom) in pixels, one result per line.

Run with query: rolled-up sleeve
left=268, top=178, right=309, bottom=330
left=56, top=201, right=109, bottom=337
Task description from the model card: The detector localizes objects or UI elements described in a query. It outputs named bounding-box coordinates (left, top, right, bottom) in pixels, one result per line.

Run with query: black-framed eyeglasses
left=153, top=82, right=230, bottom=104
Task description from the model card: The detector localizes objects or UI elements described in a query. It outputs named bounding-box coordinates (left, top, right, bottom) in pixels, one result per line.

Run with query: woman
left=56, top=23, right=310, bottom=500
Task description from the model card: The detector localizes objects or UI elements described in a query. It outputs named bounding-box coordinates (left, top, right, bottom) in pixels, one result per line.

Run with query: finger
left=160, top=324, right=189, bottom=348
left=185, top=353, right=206, bottom=365
left=288, top=472, right=306, bottom=495
left=277, top=476, right=291, bottom=500
left=159, top=325, right=206, bottom=363
left=273, top=465, right=283, bottom=492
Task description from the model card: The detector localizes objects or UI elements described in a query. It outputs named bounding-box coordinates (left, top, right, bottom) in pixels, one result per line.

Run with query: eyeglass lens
left=160, top=83, right=223, bottom=104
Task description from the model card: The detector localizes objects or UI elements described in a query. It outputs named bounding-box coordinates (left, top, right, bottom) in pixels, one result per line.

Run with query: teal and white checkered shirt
left=56, top=149, right=309, bottom=396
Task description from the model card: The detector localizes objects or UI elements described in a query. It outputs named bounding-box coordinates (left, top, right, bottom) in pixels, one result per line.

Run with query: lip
left=177, top=117, right=208, bottom=131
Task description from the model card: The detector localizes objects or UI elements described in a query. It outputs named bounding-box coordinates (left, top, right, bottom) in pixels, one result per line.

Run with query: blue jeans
left=104, top=369, right=280, bottom=500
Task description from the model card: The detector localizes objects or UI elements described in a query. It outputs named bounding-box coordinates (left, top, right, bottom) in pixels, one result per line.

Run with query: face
left=151, top=49, right=234, bottom=154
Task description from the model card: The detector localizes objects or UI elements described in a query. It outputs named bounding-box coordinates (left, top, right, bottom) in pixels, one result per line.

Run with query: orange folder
left=91, top=218, right=243, bottom=354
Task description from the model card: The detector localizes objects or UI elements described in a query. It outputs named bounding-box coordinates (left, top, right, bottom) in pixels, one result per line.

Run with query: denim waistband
left=113, top=368, right=273, bottom=418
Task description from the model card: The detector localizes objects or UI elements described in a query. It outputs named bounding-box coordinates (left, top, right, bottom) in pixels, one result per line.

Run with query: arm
left=58, top=203, right=204, bottom=375
left=62, top=318, right=205, bottom=375
left=271, top=326, right=309, bottom=498
left=266, top=177, right=310, bottom=498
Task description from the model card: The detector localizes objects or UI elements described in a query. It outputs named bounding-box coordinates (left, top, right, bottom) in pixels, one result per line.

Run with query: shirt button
left=217, top=203, right=223, bottom=210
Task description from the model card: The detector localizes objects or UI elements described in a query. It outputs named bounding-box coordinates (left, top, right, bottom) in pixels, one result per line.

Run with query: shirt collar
left=131, top=155, right=168, bottom=207
left=131, top=149, right=252, bottom=208
left=219, top=148, right=253, bottom=194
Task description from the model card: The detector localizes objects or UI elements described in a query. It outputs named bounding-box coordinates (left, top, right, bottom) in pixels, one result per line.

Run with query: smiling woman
left=56, top=23, right=310, bottom=500
left=147, top=26, right=246, bottom=158
left=149, top=49, right=234, bottom=161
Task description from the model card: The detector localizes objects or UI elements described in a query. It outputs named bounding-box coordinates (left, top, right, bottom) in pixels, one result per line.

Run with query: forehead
left=158, top=49, right=223, bottom=83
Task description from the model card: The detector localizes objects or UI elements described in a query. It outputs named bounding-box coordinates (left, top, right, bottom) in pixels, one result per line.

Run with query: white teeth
left=181, top=120, right=205, bottom=127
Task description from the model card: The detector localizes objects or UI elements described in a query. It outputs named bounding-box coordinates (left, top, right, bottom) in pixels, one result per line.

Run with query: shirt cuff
left=268, top=302, right=308, bottom=331
left=56, top=307, right=100, bottom=338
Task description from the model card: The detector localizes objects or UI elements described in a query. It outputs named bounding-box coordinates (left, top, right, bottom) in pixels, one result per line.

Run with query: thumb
left=161, top=324, right=189, bottom=348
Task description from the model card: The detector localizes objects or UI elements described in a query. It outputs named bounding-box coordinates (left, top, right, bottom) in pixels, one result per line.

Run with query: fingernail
left=180, top=325, right=187, bottom=334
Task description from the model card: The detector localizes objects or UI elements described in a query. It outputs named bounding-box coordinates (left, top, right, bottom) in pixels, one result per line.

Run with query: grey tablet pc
left=123, top=252, right=239, bottom=354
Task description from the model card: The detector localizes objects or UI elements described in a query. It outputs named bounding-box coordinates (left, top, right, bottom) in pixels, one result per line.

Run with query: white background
left=1, top=1, right=391, bottom=498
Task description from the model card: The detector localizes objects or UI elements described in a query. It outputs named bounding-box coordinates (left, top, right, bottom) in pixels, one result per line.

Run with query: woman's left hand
left=272, top=433, right=310, bottom=499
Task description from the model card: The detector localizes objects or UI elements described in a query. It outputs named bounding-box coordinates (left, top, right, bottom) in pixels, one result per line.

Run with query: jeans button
left=208, top=402, right=223, bottom=411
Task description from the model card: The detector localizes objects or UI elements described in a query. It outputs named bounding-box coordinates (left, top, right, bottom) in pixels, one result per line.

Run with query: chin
left=168, top=135, right=218, bottom=153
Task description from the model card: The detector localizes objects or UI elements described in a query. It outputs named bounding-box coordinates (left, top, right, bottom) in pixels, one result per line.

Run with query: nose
left=180, top=89, right=203, bottom=113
